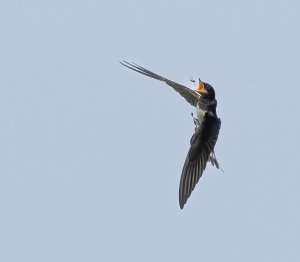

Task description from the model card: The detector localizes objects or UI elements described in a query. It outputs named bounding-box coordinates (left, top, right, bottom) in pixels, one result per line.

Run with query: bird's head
left=195, top=79, right=215, bottom=100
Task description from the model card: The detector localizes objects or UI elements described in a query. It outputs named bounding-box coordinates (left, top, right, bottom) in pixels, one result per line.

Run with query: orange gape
left=196, top=81, right=205, bottom=92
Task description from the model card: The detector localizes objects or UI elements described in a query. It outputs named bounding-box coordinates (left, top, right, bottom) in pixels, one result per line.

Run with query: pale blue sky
left=0, top=0, right=299, bottom=261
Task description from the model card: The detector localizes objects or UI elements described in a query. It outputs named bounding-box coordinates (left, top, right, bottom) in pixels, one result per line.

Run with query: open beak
left=195, top=79, right=208, bottom=95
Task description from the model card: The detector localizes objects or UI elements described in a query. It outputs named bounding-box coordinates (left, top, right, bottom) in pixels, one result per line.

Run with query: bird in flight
left=120, top=61, right=221, bottom=209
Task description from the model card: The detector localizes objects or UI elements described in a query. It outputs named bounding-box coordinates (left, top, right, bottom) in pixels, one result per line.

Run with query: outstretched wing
left=179, top=112, right=221, bottom=209
left=120, top=61, right=200, bottom=107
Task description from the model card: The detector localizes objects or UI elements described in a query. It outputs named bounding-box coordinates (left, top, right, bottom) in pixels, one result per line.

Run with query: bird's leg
left=191, top=112, right=200, bottom=130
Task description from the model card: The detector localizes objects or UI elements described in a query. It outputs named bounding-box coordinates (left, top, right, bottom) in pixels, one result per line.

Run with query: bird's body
left=120, top=61, right=221, bottom=209
left=196, top=96, right=217, bottom=124
left=180, top=109, right=221, bottom=208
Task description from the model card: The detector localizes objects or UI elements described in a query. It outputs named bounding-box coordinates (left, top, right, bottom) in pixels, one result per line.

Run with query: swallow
left=120, top=61, right=221, bottom=209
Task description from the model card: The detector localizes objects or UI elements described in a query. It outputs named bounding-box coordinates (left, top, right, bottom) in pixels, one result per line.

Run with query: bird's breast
left=196, top=105, right=206, bottom=124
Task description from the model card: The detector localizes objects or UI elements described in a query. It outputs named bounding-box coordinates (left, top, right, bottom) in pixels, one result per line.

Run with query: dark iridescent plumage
left=179, top=110, right=221, bottom=208
left=120, top=61, right=221, bottom=209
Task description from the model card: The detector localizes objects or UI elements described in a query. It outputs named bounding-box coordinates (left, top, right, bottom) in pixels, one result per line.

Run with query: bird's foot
left=191, top=112, right=200, bottom=129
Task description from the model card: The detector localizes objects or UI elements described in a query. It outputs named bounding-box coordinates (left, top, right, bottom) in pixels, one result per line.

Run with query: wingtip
left=179, top=198, right=185, bottom=209
left=120, top=60, right=137, bottom=70
left=119, top=60, right=126, bottom=65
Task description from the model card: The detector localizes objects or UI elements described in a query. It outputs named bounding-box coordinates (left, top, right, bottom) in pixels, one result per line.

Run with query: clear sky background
left=0, top=0, right=299, bottom=261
